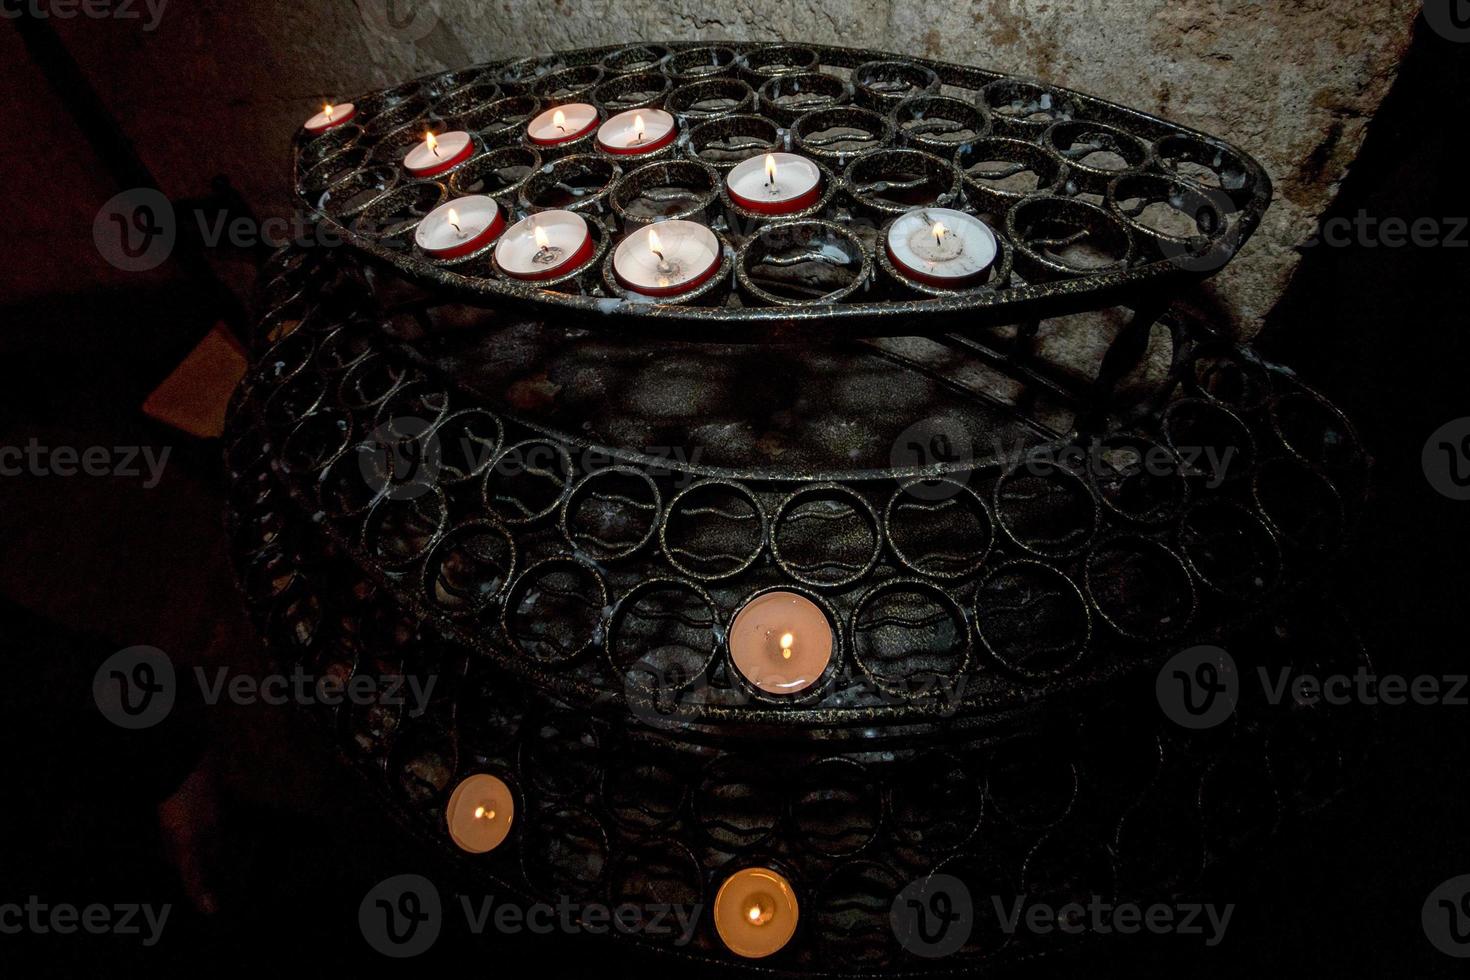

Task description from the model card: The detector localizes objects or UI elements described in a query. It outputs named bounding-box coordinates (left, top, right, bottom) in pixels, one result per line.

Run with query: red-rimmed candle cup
left=494, top=209, right=595, bottom=281
left=596, top=108, right=677, bottom=156
left=885, top=206, right=998, bottom=288
left=612, top=220, right=720, bottom=298
left=726, top=152, right=822, bottom=215
left=526, top=103, right=599, bottom=147
left=304, top=102, right=355, bottom=134
left=403, top=130, right=475, bottom=178
left=414, top=195, right=506, bottom=260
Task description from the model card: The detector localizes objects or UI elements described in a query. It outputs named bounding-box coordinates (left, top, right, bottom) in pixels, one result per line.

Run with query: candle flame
left=632, top=113, right=646, bottom=143
left=323, top=103, right=334, bottom=121
left=933, top=220, right=947, bottom=245
left=425, top=130, right=439, bottom=155
left=447, top=207, right=462, bottom=233
left=647, top=226, right=663, bottom=256
left=779, top=632, right=794, bottom=660
left=764, top=153, right=778, bottom=186
left=473, top=805, right=496, bottom=821
left=533, top=222, right=551, bottom=250
left=553, top=108, right=567, bottom=131
left=747, top=905, right=763, bottom=923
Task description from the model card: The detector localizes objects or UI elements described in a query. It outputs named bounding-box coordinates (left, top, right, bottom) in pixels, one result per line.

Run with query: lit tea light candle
left=715, top=867, right=800, bottom=959
left=885, top=206, right=998, bottom=287
left=403, top=129, right=475, bottom=178
left=445, top=773, right=515, bottom=853
left=612, top=220, right=720, bottom=297
left=414, top=194, right=506, bottom=259
left=304, top=101, right=355, bottom=134
left=596, top=107, right=677, bottom=156
left=728, top=591, right=833, bottom=695
left=726, top=152, right=822, bottom=215
left=526, top=102, right=599, bottom=146
left=494, top=209, right=595, bottom=281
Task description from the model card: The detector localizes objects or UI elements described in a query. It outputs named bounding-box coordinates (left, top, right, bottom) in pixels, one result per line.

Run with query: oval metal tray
left=295, top=41, right=1272, bottom=337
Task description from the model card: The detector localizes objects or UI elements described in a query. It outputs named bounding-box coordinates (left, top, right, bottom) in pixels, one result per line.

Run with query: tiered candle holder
left=249, top=42, right=1364, bottom=976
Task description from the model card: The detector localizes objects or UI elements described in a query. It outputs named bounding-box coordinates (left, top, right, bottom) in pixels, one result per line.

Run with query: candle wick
left=449, top=220, right=462, bottom=234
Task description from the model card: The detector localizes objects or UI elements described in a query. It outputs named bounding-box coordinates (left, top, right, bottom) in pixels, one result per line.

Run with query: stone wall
left=32, top=0, right=1420, bottom=333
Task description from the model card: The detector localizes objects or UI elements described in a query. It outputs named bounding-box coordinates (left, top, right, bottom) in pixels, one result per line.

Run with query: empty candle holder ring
left=600, top=43, right=671, bottom=76
left=599, top=231, right=734, bottom=306
left=603, top=577, right=720, bottom=701
left=434, top=81, right=504, bottom=123
left=298, top=145, right=370, bottom=198
left=1005, top=194, right=1136, bottom=282
left=724, top=585, right=843, bottom=706
left=791, top=106, right=895, bottom=168
left=361, top=95, right=431, bottom=139
left=1153, top=132, right=1257, bottom=209
left=843, top=147, right=964, bottom=218
left=770, top=483, right=884, bottom=590
left=736, top=44, right=822, bottom=83
left=876, top=217, right=1014, bottom=297
left=519, top=154, right=622, bottom=216
left=423, top=66, right=489, bottom=99
left=350, top=180, right=450, bottom=242
left=531, top=63, right=606, bottom=102
left=683, top=114, right=784, bottom=173
left=756, top=71, right=853, bottom=126
left=847, top=578, right=975, bottom=702
left=1106, top=172, right=1231, bottom=261
left=489, top=214, right=609, bottom=289
left=667, top=77, right=758, bottom=123
left=592, top=71, right=674, bottom=115
left=955, top=136, right=1066, bottom=218
left=466, top=95, right=544, bottom=148
left=853, top=59, right=942, bottom=112
left=608, top=159, right=722, bottom=230
left=349, top=83, right=415, bottom=122
left=719, top=158, right=839, bottom=225
left=498, top=55, right=557, bottom=88
left=891, top=95, right=993, bottom=155
left=316, top=163, right=401, bottom=220
left=1042, top=120, right=1152, bottom=194
left=734, top=219, right=871, bottom=306
left=448, top=145, right=543, bottom=204
left=667, top=45, right=739, bottom=82
left=979, top=78, right=1082, bottom=139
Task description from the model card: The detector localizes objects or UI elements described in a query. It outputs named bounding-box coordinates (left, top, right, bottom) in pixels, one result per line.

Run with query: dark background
left=1, top=9, right=1467, bottom=978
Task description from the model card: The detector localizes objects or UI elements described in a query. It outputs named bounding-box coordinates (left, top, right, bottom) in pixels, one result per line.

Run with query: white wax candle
left=885, top=207, right=998, bottom=287
left=402, top=130, right=475, bottom=177
left=726, top=152, right=821, bottom=214
left=304, top=102, right=355, bottom=134
left=596, top=108, right=677, bottom=156
left=414, top=195, right=505, bottom=259
left=494, top=209, right=594, bottom=281
left=612, top=220, right=720, bottom=297
left=526, top=103, right=599, bottom=146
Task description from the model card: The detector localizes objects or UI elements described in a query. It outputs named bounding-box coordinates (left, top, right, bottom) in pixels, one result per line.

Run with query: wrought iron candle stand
left=226, top=42, right=1371, bottom=975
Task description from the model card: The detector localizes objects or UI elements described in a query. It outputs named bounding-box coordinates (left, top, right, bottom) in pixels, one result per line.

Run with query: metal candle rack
left=227, top=41, right=1369, bottom=975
